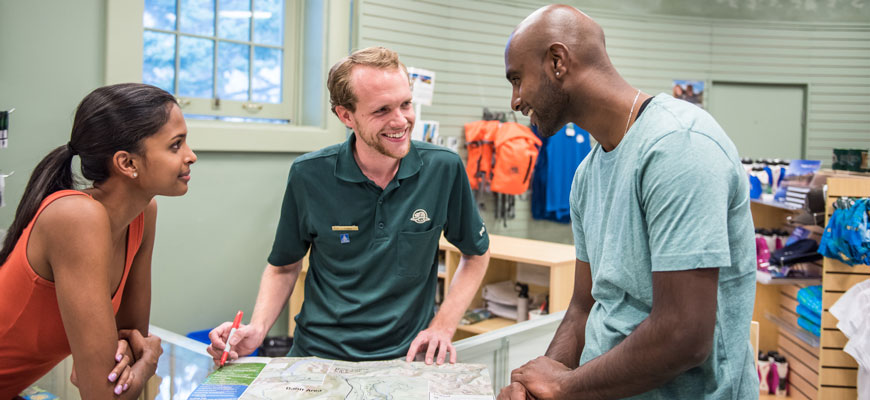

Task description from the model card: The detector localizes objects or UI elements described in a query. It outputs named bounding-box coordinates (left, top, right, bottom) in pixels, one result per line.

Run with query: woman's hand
left=118, top=329, right=163, bottom=388
left=70, top=339, right=136, bottom=392
left=109, top=338, right=136, bottom=392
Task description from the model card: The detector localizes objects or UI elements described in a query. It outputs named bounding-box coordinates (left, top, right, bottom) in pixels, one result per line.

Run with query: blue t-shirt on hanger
left=532, top=123, right=592, bottom=223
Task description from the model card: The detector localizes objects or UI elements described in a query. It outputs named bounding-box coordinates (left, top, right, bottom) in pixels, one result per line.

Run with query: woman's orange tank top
left=0, top=190, right=144, bottom=397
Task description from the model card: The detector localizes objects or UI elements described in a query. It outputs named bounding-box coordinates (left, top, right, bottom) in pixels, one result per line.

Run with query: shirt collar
left=334, top=134, right=423, bottom=183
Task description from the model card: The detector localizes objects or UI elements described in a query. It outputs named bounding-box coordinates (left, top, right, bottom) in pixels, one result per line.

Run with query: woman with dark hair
left=0, top=83, right=197, bottom=398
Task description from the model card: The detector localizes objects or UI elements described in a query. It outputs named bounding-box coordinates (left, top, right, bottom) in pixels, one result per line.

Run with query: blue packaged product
left=795, top=304, right=821, bottom=326
left=796, top=285, right=822, bottom=316
left=797, top=316, right=820, bottom=337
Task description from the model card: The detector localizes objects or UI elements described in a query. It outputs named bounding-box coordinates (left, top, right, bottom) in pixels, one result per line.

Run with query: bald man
left=499, top=5, right=757, bottom=399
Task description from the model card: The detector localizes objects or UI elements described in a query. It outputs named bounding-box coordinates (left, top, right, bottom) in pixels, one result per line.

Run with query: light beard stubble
left=533, top=71, right=570, bottom=138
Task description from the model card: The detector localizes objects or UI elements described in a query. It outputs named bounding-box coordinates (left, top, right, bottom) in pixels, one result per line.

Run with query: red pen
left=220, top=310, right=244, bottom=367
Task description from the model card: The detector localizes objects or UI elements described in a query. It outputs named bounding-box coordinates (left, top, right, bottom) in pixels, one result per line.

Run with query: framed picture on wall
left=672, top=80, right=705, bottom=108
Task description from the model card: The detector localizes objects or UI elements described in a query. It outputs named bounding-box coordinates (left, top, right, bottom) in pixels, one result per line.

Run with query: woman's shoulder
left=37, top=192, right=110, bottom=233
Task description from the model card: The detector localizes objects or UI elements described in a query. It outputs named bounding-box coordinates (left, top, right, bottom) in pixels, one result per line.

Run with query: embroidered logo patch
left=410, top=209, right=431, bottom=224
left=340, top=233, right=350, bottom=244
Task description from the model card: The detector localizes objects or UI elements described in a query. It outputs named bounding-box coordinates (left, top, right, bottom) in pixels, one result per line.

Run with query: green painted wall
left=0, top=0, right=106, bottom=226
left=1, top=0, right=868, bottom=338
left=358, top=0, right=870, bottom=241
left=0, top=0, right=299, bottom=337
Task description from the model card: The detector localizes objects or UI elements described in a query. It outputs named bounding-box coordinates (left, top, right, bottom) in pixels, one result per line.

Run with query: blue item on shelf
left=763, top=166, right=773, bottom=194
left=786, top=226, right=810, bottom=247
left=797, top=316, right=820, bottom=337
left=749, top=175, right=762, bottom=200
left=186, top=328, right=259, bottom=356
left=769, top=239, right=821, bottom=266
left=796, top=285, right=822, bottom=316
left=795, top=304, right=821, bottom=327
left=819, top=198, right=870, bottom=266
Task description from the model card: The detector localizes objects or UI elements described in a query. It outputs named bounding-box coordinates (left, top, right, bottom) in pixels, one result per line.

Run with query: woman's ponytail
left=0, top=145, right=76, bottom=264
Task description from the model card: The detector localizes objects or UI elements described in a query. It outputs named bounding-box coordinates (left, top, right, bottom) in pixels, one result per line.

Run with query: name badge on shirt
left=332, top=225, right=359, bottom=231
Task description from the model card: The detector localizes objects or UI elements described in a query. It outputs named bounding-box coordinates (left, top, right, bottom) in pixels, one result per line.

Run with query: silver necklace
left=624, top=89, right=641, bottom=134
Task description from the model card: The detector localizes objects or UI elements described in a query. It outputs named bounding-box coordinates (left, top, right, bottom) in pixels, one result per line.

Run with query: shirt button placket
left=376, top=197, right=385, bottom=231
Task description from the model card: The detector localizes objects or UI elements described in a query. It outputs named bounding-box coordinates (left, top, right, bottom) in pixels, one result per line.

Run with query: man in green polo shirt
left=207, top=47, right=491, bottom=364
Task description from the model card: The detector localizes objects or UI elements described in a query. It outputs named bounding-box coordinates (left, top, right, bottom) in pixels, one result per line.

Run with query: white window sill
left=186, top=119, right=347, bottom=153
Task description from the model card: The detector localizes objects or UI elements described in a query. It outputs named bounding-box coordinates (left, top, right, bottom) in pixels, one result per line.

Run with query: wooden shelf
left=756, top=271, right=821, bottom=286
left=440, top=234, right=575, bottom=339
left=456, top=317, right=515, bottom=335
left=765, top=311, right=819, bottom=348
left=289, top=235, right=575, bottom=339
left=751, top=198, right=803, bottom=211
left=439, top=235, right=575, bottom=267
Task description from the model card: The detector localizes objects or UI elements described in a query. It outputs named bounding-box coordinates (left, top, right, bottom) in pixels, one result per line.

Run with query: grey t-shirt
left=570, top=94, right=758, bottom=399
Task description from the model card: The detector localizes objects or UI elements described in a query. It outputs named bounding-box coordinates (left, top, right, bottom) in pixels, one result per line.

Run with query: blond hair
left=327, top=47, right=408, bottom=115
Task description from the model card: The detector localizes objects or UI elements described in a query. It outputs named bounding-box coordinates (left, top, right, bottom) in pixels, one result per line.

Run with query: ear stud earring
left=132, top=172, right=138, bottom=178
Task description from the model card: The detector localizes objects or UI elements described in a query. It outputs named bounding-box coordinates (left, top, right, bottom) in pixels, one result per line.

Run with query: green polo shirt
left=268, top=134, right=489, bottom=361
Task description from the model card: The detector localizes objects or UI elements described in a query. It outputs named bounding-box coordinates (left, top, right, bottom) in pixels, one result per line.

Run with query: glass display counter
left=31, top=312, right=564, bottom=398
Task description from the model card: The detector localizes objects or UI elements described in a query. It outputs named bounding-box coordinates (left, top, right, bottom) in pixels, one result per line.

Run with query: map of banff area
left=239, top=357, right=494, bottom=400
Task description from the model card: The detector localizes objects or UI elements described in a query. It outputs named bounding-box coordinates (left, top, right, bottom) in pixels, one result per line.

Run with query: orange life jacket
left=464, top=120, right=499, bottom=190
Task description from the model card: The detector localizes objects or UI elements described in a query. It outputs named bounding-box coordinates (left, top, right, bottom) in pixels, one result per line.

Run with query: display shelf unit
left=439, top=234, right=576, bottom=340
left=750, top=199, right=823, bottom=399
left=751, top=199, right=805, bottom=352
left=288, top=234, right=576, bottom=340
left=751, top=198, right=803, bottom=211
left=756, top=270, right=821, bottom=286
left=764, top=311, right=820, bottom=348
left=816, top=176, right=870, bottom=400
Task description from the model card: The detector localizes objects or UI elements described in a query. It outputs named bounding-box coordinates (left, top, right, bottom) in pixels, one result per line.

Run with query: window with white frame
left=106, top=0, right=349, bottom=152
left=142, top=0, right=294, bottom=122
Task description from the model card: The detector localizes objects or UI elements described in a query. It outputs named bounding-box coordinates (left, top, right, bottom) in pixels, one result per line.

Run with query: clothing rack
left=477, top=108, right=520, bottom=227
left=818, top=176, right=870, bottom=399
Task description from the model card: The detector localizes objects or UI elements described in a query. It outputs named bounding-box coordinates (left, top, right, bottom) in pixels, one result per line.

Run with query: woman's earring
left=132, top=172, right=138, bottom=178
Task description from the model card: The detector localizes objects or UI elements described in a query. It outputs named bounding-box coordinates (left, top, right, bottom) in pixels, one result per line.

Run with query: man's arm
left=545, top=259, right=594, bottom=368
left=207, top=261, right=302, bottom=364
left=498, top=259, right=593, bottom=400
left=405, top=249, right=490, bottom=364
left=511, top=267, right=719, bottom=400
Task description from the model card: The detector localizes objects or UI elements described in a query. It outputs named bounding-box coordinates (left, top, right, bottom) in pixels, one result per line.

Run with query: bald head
left=506, top=4, right=609, bottom=73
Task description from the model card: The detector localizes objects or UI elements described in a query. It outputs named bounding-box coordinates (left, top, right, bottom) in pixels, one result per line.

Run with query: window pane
left=144, top=0, right=177, bottom=30
left=218, top=42, right=249, bottom=101
left=143, top=31, right=176, bottom=93
left=178, top=36, right=214, bottom=98
left=252, top=47, right=281, bottom=103
left=253, top=0, right=283, bottom=46
left=179, top=0, right=214, bottom=36
left=218, top=0, right=251, bottom=41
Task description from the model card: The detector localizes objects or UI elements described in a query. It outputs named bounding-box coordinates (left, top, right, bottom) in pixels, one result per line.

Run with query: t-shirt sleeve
left=267, top=164, right=312, bottom=266
left=444, top=155, right=489, bottom=256
left=570, top=167, right=589, bottom=262
left=640, top=131, right=736, bottom=272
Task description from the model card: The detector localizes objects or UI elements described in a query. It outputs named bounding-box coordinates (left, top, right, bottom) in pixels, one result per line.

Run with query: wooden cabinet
left=439, top=234, right=575, bottom=340
left=288, top=234, right=576, bottom=340
left=752, top=174, right=870, bottom=400
left=751, top=199, right=823, bottom=400
left=816, top=177, right=870, bottom=400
